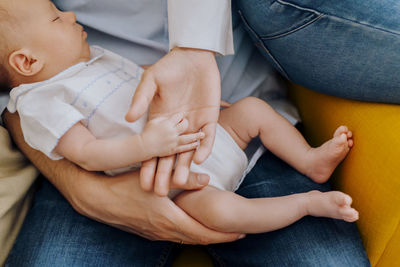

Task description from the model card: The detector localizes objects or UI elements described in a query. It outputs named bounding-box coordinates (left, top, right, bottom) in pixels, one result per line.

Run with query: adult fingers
left=193, top=123, right=216, bottom=164
left=170, top=171, right=209, bottom=190
left=172, top=151, right=194, bottom=186
left=126, top=200, right=243, bottom=244
left=125, top=71, right=158, bottom=122
left=174, top=143, right=200, bottom=154
left=154, top=155, right=175, bottom=196
left=172, top=204, right=244, bottom=245
left=140, top=158, right=158, bottom=192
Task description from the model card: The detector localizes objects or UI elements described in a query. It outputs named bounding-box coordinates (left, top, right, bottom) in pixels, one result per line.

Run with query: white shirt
left=168, top=0, right=234, bottom=55
left=1, top=0, right=299, bottom=133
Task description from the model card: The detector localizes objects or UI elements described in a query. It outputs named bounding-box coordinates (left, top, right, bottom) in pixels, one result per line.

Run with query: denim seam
left=277, top=0, right=400, bottom=37
left=237, top=10, right=290, bottom=80
left=277, top=0, right=321, bottom=14
left=261, top=14, right=324, bottom=40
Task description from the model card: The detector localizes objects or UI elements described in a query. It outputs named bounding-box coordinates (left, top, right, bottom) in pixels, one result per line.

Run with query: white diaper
left=169, top=124, right=248, bottom=198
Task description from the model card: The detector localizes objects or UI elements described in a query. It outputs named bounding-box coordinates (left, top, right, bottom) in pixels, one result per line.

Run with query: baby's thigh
left=219, top=97, right=274, bottom=149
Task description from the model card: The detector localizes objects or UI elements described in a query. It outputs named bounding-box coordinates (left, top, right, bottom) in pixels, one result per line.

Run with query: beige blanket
left=0, top=126, right=37, bottom=265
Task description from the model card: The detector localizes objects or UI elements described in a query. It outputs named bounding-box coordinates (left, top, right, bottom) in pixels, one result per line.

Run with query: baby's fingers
left=169, top=112, right=185, bottom=124
left=174, top=142, right=200, bottom=154
left=179, top=132, right=205, bottom=145
left=175, top=118, right=189, bottom=134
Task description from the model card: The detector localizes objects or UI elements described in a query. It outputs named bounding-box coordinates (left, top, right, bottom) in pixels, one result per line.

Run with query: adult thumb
left=125, top=72, right=158, bottom=122
left=171, top=172, right=210, bottom=190
left=193, top=123, right=216, bottom=164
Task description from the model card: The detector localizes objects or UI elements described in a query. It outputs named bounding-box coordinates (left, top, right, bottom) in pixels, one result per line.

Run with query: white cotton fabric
left=8, top=46, right=248, bottom=193
left=168, top=0, right=234, bottom=55
left=7, top=46, right=147, bottom=160
left=191, top=124, right=248, bottom=191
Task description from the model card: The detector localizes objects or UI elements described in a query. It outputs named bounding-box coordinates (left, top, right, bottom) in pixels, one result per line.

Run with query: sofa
left=289, top=84, right=400, bottom=266
left=173, top=84, right=400, bottom=266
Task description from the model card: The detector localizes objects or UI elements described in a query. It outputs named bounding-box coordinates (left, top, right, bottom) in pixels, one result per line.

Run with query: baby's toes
left=334, top=126, right=348, bottom=138
left=341, top=208, right=359, bottom=222
left=348, top=138, right=354, bottom=148
left=334, top=192, right=352, bottom=206
left=347, top=130, right=353, bottom=138
left=333, top=133, right=349, bottom=149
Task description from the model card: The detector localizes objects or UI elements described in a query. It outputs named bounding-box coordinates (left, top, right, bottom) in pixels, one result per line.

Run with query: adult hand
left=3, top=111, right=243, bottom=244
left=77, top=170, right=243, bottom=244
left=126, top=47, right=221, bottom=196
left=138, top=100, right=231, bottom=196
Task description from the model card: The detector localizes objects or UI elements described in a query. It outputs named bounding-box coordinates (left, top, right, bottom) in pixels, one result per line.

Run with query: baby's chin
left=81, top=45, right=91, bottom=62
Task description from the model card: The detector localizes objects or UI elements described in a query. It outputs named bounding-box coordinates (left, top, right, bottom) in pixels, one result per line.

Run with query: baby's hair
left=0, top=64, right=11, bottom=92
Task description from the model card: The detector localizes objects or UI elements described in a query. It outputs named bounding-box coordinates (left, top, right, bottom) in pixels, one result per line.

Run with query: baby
left=1, top=0, right=358, bottom=235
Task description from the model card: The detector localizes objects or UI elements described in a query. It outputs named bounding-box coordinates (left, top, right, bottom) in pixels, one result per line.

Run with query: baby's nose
left=65, top=11, right=77, bottom=23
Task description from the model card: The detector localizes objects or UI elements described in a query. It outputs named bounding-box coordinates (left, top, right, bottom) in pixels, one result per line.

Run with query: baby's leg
left=174, top=186, right=358, bottom=234
left=219, top=97, right=353, bottom=183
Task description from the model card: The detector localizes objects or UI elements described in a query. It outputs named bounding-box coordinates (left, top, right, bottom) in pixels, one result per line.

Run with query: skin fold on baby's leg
left=174, top=186, right=358, bottom=233
left=218, top=97, right=353, bottom=184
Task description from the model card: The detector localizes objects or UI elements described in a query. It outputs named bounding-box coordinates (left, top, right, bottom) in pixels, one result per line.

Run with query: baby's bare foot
left=305, top=190, right=359, bottom=222
left=305, top=126, right=353, bottom=183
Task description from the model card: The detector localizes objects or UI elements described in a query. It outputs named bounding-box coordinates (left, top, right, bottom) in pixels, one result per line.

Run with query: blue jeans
left=235, top=0, right=400, bottom=104
left=6, top=150, right=370, bottom=266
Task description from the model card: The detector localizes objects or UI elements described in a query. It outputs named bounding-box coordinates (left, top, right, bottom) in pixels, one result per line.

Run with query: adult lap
left=5, top=178, right=174, bottom=267
left=6, top=152, right=370, bottom=266
left=235, top=0, right=400, bottom=104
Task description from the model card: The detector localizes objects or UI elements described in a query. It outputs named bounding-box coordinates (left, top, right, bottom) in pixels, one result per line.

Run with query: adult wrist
left=171, top=46, right=216, bottom=57
left=169, top=47, right=218, bottom=78
left=73, top=170, right=146, bottom=234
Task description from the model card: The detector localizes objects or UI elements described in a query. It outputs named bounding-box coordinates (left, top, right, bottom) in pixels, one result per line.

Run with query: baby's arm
left=55, top=113, right=204, bottom=171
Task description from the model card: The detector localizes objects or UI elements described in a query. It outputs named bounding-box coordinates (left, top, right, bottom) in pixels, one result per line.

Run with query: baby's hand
left=141, top=112, right=205, bottom=158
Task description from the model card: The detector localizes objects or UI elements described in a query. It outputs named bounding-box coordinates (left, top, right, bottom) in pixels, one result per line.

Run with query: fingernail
left=198, top=174, right=209, bottom=185
left=238, top=234, right=246, bottom=239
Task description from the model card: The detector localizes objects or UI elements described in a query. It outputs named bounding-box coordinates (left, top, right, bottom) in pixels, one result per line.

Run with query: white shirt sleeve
left=7, top=86, right=84, bottom=160
left=167, top=0, right=234, bottom=56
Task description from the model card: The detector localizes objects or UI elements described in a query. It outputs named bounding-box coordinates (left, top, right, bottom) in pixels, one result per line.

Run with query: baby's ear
left=8, top=49, right=44, bottom=77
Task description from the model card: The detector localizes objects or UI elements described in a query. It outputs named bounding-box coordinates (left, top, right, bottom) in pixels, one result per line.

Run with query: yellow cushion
left=290, top=84, right=400, bottom=266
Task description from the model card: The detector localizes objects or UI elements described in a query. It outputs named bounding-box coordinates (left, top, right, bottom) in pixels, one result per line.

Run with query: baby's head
left=0, top=0, right=90, bottom=90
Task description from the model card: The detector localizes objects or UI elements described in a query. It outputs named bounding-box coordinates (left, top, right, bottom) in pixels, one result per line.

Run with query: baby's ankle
left=302, top=148, right=318, bottom=177
left=299, top=191, right=316, bottom=217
